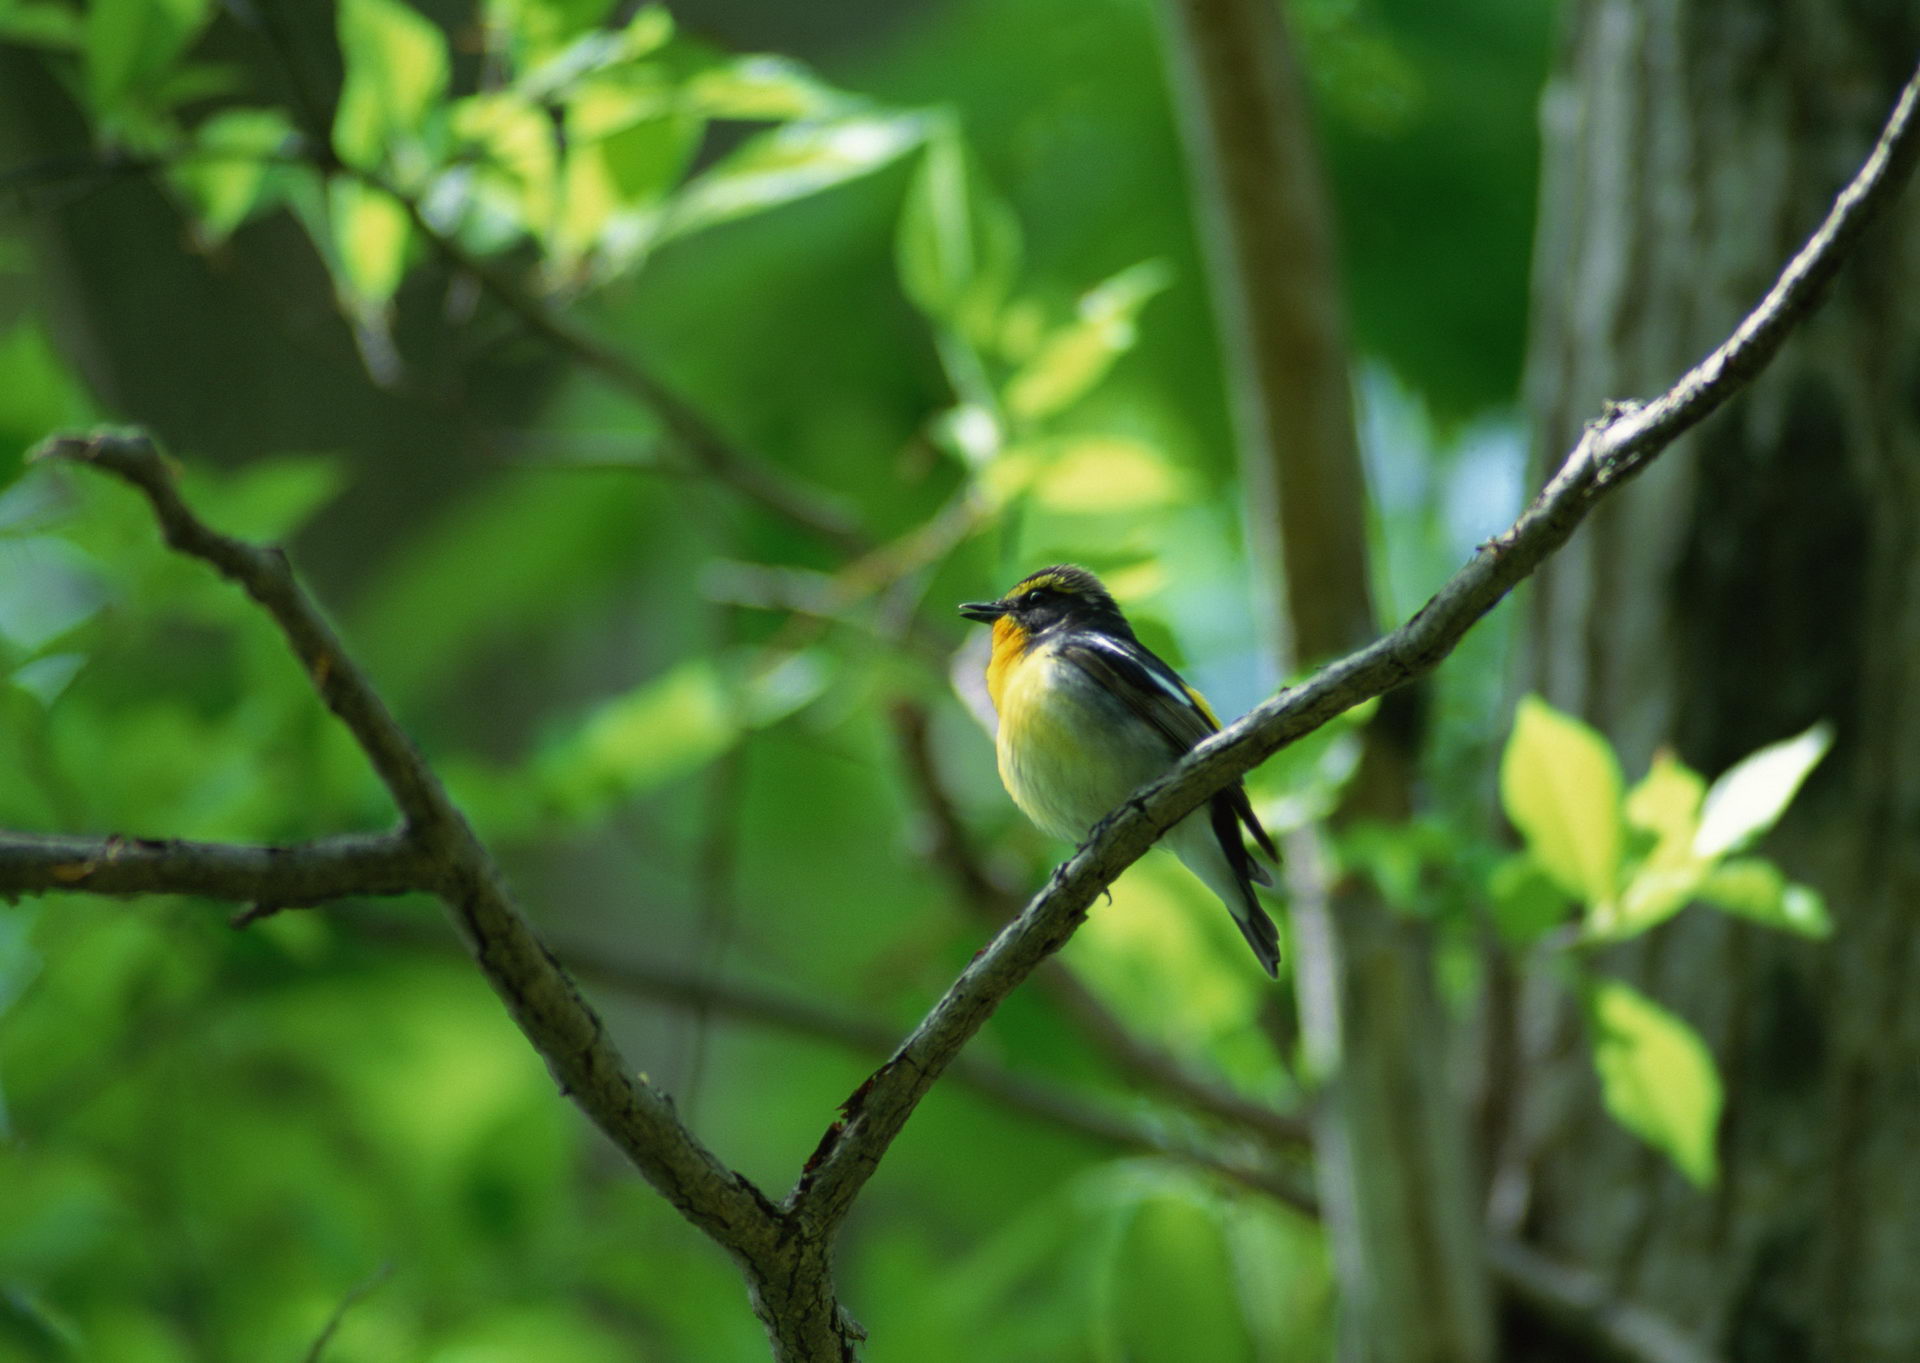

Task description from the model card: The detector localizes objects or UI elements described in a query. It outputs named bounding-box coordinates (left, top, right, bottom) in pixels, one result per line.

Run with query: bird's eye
left=1022, top=589, right=1046, bottom=608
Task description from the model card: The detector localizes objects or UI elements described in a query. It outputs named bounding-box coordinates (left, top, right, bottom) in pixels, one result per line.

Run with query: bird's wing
left=1060, top=634, right=1280, bottom=866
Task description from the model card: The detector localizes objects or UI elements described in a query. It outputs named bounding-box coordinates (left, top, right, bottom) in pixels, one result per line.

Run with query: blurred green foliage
left=0, top=0, right=1820, bottom=1359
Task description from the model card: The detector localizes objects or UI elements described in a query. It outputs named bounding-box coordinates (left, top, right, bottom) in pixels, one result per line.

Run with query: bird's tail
left=1167, top=797, right=1282, bottom=978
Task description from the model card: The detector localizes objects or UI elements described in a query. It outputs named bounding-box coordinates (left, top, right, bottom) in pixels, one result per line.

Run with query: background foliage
left=0, top=1, right=1835, bottom=1359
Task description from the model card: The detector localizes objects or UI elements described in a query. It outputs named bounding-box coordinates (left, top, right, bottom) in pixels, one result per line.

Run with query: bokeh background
left=3, top=2, right=1916, bottom=1360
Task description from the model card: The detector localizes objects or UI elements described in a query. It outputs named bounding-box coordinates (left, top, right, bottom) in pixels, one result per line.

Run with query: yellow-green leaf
left=171, top=108, right=298, bottom=242
left=1697, top=859, right=1832, bottom=938
left=1499, top=695, right=1624, bottom=906
left=1029, top=436, right=1189, bottom=514
left=896, top=129, right=1021, bottom=344
left=1589, top=978, right=1721, bottom=1187
left=1003, top=260, right=1172, bottom=422
left=328, top=175, right=411, bottom=311
left=1624, top=748, right=1704, bottom=856
left=333, top=0, right=449, bottom=174
left=660, top=113, right=929, bottom=243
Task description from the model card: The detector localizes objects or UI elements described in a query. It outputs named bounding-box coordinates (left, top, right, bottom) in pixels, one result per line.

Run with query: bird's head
left=958, top=565, right=1132, bottom=641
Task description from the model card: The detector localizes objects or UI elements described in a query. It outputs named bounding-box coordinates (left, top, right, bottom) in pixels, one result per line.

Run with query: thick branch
left=0, top=830, right=425, bottom=903
left=789, top=61, right=1920, bottom=1232
left=16, top=433, right=784, bottom=1270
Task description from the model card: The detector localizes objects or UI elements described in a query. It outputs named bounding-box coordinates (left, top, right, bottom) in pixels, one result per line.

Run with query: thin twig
left=299, top=1263, right=393, bottom=1363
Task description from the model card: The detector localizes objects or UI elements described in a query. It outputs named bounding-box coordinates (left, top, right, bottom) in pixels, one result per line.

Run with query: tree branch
left=890, top=700, right=1312, bottom=1150
left=787, top=59, right=1920, bottom=1235
left=0, top=830, right=426, bottom=903
left=15, top=432, right=787, bottom=1278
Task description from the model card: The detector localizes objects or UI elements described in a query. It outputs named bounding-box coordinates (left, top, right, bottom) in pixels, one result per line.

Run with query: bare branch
left=790, top=61, right=1920, bottom=1233
left=0, top=830, right=425, bottom=903
left=15, top=432, right=785, bottom=1272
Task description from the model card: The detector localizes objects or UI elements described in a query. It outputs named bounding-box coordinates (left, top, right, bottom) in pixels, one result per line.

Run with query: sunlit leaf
left=328, top=175, right=411, bottom=312
left=1589, top=977, right=1721, bottom=1187
left=333, top=0, right=449, bottom=176
left=1624, top=748, right=1704, bottom=853
left=1595, top=862, right=1706, bottom=942
left=1500, top=695, right=1623, bottom=907
left=1697, top=859, right=1832, bottom=938
left=452, top=91, right=559, bottom=232
left=896, top=129, right=1022, bottom=344
left=171, top=108, right=299, bottom=243
left=509, top=2, right=670, bottom=98
left=659, top=112, right=930, bottom=243
left=1026, top=436, right=1190, bottom=513
left=1003, top=261, right=1173, bottom=422
left=685, top=54, right=854, bottom=121
left=531, top=651, right=829, bottom=821
left=1693, top=721, right=1833, bottom=859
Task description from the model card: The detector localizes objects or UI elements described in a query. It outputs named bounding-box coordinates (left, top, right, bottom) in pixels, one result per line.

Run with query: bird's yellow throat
left=985, top=615, right=1032, bottom=713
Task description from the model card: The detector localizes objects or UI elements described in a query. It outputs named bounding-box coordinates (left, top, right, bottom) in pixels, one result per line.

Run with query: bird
left=958, top=565, right=1282, bottom=976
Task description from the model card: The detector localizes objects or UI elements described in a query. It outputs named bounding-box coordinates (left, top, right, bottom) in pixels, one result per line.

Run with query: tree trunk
left=1157, top=2, right=1494, bottom=1359
left=1514, top=4, right=1920, bottom=1360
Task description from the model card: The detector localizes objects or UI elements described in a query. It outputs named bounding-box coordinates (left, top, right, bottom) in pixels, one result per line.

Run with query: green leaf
left=684, top=54, right=855, bottom=121
left=171, top=108, right=299, bottom=243
left=1693, top=721, right=1833, bottom=859
left=1596, top=862, right=1706, bottom=942
left=84, top=0, right=212, bottom=116
left=328, top=175, right=411, bottom=312
left=1499, top=695, right=1624, bottom=907
left=1003, top=260, right=1173, bottom=423
left=176, top=454, right=348, bottom=542
left=529, top=651, right=828, bottom=823
left=1588, top=977, right=1722, bottom=1187
left=0, top=323, right=94, bottom=477
left=1697, top=859, right=1832, bottom=938
left=0, top=1, right=84, bottom=50
left=333, top=0, right=449, bottom=176
left=896, top=129, right=1022, bottom=343
left=1624, top=748, right=1704, bottom=852
left=1023, top=436, right=1190, bottom=514
left=659, top=112, right=930, bottom=243
left=1487, top=853, right=1570, bottom=947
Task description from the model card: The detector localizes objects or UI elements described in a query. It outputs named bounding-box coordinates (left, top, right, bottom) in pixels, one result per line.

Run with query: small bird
left=959, top=565, right=1282, bottom=976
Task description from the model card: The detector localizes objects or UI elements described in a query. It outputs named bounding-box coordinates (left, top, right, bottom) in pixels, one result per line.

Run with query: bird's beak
left=958, top=599, right=1008, bottom=623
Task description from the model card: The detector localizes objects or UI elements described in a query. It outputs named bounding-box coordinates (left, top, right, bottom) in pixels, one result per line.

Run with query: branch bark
left=16, top=431, right=808, bottom=1344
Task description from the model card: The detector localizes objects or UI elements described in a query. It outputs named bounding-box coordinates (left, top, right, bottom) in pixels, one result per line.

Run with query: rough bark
left=1516, top=6, right=1920, bottom=1361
